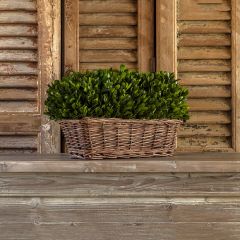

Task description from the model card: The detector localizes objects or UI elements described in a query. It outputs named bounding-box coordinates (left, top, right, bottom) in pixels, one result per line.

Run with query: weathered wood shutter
left=178, top=0, right=233, bottom=152
left=0, top=0, right=60, bottom=153
left=157, top=0, right=238, bottom=152
left=64, top=0, right=154, bottom=72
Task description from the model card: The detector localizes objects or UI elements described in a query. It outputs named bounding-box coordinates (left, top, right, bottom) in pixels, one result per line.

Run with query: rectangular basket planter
left=59, top=118, right=182, bottom=159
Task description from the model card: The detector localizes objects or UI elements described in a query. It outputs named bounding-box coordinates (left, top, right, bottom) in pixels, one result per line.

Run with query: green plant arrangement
left=45, top=65, right=189, bottom=121
left=45, top=65, right=189, bottom=159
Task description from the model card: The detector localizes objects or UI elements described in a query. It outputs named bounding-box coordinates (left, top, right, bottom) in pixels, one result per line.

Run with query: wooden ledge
left=0, top=152, right=240, bottom=173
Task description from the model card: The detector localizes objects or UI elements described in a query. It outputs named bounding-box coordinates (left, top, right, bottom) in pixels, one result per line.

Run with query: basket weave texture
left=59, top=118, right=182, bottom=159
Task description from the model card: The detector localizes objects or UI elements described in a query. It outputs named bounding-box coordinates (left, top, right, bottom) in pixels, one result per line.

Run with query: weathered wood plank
left=79, top=0, right=137, bottom=13
left=231, top=0, right=240, bottom=151
left=178, top=21, right=231, bottom=34
left=179, top=124, right=231, bottom=137
left=0, top=24, right=37, bottom=37
left=187, top=86, right=231, bottom=98
left=79, top=63, right=137, bottom=71
left=188, top=112, right=231, bottom=124
left=0, top=101, right=37, bottom=112
left=0, top=63, right=37, bottom=75
left=0, top=12, right=37, bottom=24
left=0, top=0, right=36, bottom=11
left=0, top=89, right=37, bottom=100
left=0, top=115, right=40, bottom=132
left=0, top=50, right=37, bottom=62
left=0, top=76, right=38, bottom=88
left=188, top=98, right=231, bottom=111
left=1, top=198, right=240, bottom=223
left=0, top=37, right=37, bottom=49
left=38, top=0, right=61, bottom=153
left=0, top=172, right=240, bottom=196
left=156, top=0, right=177, bottom=72
left=178, top=34, right=231, bottom=46
left=138, top=0, right=154, bottom=71
left=179, top=0, right=231, bottom=20
left=0, top=221, right=239, bottom=240
left=65, top=0, right=79, bottom=72
left=79, top=50, right=137, bottom=63
left=178, top=136, right=231, bottom=150
left=179, top=72, right=231, bottom=85
left=178, top=60, right=231, bottom=72
left=0, top=135, right=37, bottom=149
left=79, top=26, right=137, bottom=38
left=79, top=38, right=137, bottom=50
left=0, top=153, right=240, bottom=173
left=178, top=47, right=231, bottom=59
left=79, top=13, right=137, bottom=26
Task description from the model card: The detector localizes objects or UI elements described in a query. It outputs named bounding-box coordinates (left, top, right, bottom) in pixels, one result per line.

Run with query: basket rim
left=58, top=117, right=183, bottom=125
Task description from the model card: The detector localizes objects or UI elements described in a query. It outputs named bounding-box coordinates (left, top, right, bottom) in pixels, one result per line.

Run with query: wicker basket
left=59, top=118, right=182, bottom=159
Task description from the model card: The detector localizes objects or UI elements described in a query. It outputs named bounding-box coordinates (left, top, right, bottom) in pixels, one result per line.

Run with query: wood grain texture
left=232, top=0, right=240, bottom=151
left=1, top=197, right=240, bottom=223
left=38, top=0, right=61, bottom=153
left=0, top=221, right=239, bottom=240
left=177, top=0, right=233, bottom=151
left=0, top=0, right=60, bottom=153
left=0, top=153, right=240, bottom=173
left=138, top=0, right=154, bottom=71
left=0, top=152, right=240, bottom=239
left=0, top=171, right=240, bottom=197
left=156, top=0, right=177, bottom=72
left=76, top=0, right=140, bottom=71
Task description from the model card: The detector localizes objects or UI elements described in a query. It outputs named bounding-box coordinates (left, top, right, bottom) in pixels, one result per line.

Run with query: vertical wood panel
left=232, top=0, right=240, bottom=152
left=37, top=0, right=61, bottom=153
left=156, top=0, right=177, bottom=73
left=64, top=0, right=79, bottom=72
left=138, top=0, right=154, bottom=71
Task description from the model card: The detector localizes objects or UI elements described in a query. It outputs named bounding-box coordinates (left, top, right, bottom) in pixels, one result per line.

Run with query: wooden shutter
left=64, top=0, right=154, bottom=72
left=0, top=0, right=60, bottom=153
left=157, top=0, right=238, bottom=152
left=177, top=0, right=232, bottom=151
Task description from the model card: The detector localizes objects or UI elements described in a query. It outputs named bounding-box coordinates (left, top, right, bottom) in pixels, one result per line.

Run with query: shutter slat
left=79, top=50, right=137, bottom=63
left=178, top=21, right=231, bottom=34
left=0, top=101, right=37, bottom=112
left=0, top=0, right=37, bottom=11
left=178, top=60, right=231, bottom=72
left=0, top=76, right=37, bottom=88
left=178, top=34, right=231, bottom=47
left=178, top=47, right=231, bottom=60
left=0, top=24, right=38, bottom=37
left=0, top=50, right=37, bottom=62
left=0, top=89, right=37, bottom=100
left=0, top=12, right=37, bottom=24
left=179, top=124, right=231, bottom=137
left=79, top=13, right=137, bottom=26
left=79, top=0, right=137, bottom=13
left=79, top=38, right=137, bottom=50
left=0, top=115, right=40, bottom=132
left=79, top=26, right=137, bottom=38
left=187, top=86, right=231, bottom=98
left=179, top=72, right=231, bottom=86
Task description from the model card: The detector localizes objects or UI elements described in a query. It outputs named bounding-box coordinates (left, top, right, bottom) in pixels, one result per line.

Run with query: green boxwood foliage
left=45, top=65, right=189, bottom=121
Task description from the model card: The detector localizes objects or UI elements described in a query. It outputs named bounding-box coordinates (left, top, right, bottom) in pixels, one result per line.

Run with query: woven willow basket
left=59, top=118, right=182, bottom=159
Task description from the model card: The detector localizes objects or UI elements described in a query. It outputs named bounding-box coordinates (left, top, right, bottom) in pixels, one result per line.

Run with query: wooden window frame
left=156, top=0, right=240, bottom=152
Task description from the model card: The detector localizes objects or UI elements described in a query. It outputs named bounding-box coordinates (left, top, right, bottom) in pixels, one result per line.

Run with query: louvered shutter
left=0, top=0, right=60, bottom=153
left=177, top=0, right=232, bottom=151
left=157, top=0, right=235, bottom=152
left=64, top=0, right=154, bottom=72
